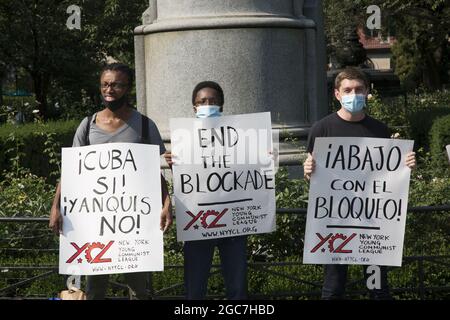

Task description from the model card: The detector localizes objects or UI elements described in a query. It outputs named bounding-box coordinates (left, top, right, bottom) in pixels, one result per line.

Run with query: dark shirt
left=306, top=112, right=390, bottom=153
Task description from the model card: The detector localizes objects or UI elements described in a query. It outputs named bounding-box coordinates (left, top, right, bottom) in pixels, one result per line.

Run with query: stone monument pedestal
left=134, top=0, right=328, bottom=168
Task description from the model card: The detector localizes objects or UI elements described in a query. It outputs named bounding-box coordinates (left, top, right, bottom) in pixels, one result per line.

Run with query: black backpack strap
left=84, top=115, right=93, bottom=146
left=141, top=114, right=149, bottom=144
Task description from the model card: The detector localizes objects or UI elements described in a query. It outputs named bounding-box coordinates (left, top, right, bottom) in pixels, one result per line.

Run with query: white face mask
left=195, top=105, right=222, bottom=118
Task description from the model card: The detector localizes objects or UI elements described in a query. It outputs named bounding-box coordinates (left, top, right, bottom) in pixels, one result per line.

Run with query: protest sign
left=59, top=143, right=163, bottom=275
left=170, top=112, right=276, bottom=241
left=303, top=137, right=414, bottom=266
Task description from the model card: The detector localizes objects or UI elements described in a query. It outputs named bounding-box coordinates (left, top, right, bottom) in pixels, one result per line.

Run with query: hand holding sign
left=405, top=151, right=416, bottom=169
left=447, top=145, right=450, bottom=164
left=303, top=153, right=316, bottom=180
left=49, top=186, right=63, bottom=235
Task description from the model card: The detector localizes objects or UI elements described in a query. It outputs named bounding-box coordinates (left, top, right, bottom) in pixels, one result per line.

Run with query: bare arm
left=163, top=151, right=173, bottom=170
left=49, top=182, right=63, bottom=234
left=405, top=151, right=416, bottom=169
left=160, top=174, right=173, bottom=232
left=303, top=153, right=316, bottom=181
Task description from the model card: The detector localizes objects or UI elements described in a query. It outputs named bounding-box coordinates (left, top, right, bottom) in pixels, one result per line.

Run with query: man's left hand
left=405, top=151, right=416, bottom=169
left=160, top=207, right=173, bottom=233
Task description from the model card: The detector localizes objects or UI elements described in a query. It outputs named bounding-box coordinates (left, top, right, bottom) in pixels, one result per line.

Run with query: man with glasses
left=165, top=81, right=248, bottom=300
left=49, top=63, right=172, bottom=299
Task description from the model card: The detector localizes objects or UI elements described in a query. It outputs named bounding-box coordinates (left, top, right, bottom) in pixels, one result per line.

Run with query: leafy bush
left=0, top=120, right=78, bottom=183
left=409, top=149, right=450, bottom=207
left=0, top=96, right=37, bottom=124
left=0, top=172, right=54, bottom=217
left=247, top=167, right=309, bottom=261
left=405, top=89, right=450, bottom=149
left=408, top=108, right=450, bottom=151
left=406, top=149, right=449, bottom=261
left=365, top=90, right=409, bottom=138
left=365, top=89, right=450, bottom=147
left=46, top=89, right=101, bottom=121
left=429, top=114, right=450, bottom=171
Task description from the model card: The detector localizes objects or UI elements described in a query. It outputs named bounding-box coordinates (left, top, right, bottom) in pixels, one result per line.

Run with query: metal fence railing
left=1, top=205, right=449, bottom=299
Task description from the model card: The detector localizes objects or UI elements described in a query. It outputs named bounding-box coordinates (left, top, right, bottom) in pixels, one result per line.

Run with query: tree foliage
left=323, top=0, right=450, bottom=91
left=0, top=0, right=147, bottom=118
left=383, top=0, right=450, bottom=90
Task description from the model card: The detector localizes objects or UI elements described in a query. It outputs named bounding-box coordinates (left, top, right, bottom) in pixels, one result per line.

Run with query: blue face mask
left=341, top=94, right=366, bottom=114
left=195, top=105, right=222, bottom=118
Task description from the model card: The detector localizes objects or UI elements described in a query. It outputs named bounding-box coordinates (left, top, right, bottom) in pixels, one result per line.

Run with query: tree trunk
left=32, top=71, right=49, bottom=118
left=0, top=67, right=6, bottom=106
left=422, top=46, right=443, bottom=91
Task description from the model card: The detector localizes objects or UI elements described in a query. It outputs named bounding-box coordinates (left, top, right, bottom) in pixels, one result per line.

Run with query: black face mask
left=100, top=94, right=128, bottom=111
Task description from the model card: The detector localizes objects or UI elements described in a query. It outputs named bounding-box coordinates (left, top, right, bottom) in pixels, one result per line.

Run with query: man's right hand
left=164, top=151, right=173, bottom=167
left=49, top=206, right=63, bottom=235
left=303, top=153, right=315, bottom=181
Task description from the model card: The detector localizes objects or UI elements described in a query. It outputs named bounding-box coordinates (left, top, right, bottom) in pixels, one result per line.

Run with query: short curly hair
left=192, top=81, right=224, bottom=106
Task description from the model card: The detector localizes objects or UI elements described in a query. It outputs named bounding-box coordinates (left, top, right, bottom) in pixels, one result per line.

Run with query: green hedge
left=0, top=120, right=79, bottom=182
left=429, top=114, right=450, bottom=170
left=408, top=107, right=450, bottom=150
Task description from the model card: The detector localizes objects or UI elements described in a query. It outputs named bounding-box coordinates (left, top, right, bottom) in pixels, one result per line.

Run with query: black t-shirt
left=306, top=112, right=390, bottom=153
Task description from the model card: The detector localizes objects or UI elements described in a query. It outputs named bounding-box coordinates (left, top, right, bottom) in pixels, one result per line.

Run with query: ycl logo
left=310, top=233, right=357, bottom=253
left=184, top=209, right=228, bottom=230
left=66, top=241, right=114, bottom=264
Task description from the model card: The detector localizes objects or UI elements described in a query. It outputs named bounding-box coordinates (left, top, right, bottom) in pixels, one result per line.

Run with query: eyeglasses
left=194, top=97, right=220, bottom=106
left=100, top=82, right=128, bottom=90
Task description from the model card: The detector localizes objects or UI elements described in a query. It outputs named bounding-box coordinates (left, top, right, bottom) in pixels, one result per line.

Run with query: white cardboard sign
left=59, top=143, right=163, bottom=275
left=170, top=112, right=276, bottom=241
left=303, top=137, right=413, bottom=267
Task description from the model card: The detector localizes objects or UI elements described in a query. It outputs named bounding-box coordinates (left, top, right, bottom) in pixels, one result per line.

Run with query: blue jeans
left=184, top=236, right=248, bottom=300
left=86, top=272, right=149, bottom=300
left=321, top=264, right=392, bottom=300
